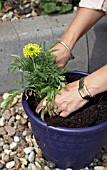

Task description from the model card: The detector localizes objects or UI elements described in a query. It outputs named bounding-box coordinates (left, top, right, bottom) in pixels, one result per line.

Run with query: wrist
left=84, top=76, right=100, bottom=97
left=59, top=41, right=74, bottom=60
left=78, top=77, right=92, bottom=100
left=60, top=31, right=78, bottom=50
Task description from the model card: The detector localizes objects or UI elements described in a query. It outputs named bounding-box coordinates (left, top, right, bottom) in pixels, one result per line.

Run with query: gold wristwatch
left=78, top=77, right=91, bottom=100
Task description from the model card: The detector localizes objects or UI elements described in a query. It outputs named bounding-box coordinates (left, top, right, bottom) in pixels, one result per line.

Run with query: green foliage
left=40, top=0, right=73, bottom=15
left=0, top=0, right=80, bottom=15
left=0, top=41, right=69, bottom=120
left=0, top=0, right=3, bottom=11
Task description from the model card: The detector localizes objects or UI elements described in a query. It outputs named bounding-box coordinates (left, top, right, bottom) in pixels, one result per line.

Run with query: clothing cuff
left=79, top=0, right=106, bottom=13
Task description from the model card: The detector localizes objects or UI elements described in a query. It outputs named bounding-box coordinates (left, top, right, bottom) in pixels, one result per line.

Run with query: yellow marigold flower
left=23, top=44, right=41, bottom=57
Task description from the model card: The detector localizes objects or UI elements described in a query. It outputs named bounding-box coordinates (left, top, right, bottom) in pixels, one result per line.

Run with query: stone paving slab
left=0, top=22, right=22, bottom=93
left=87, top=16, right=107, bottom=73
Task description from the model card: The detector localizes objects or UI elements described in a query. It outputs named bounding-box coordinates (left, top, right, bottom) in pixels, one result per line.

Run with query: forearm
left=85, top=65, right=107, bottom=97
left=61, top=8, right=105, bottom=49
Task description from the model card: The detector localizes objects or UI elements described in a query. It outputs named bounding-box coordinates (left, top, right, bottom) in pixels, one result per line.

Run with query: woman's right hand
left=51, top=42, right=72, bottom=68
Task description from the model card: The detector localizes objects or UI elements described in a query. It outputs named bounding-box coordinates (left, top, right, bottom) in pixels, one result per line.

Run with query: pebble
left=8, top=116, right=15, bottom=126
left=10, top=97, right=18, bottom=107
left=10, top=142, right=17, bottom=150
left=19, top=158, right=28, bottom=165
left=94, top=166, right=105, bottom=170
left=47, top=161, right=55, bottom=168
left=26, top=135, right=32, bottom=142
left=0, top=163, right=3, bottom=169
left=73, top=6, right=78, bottom=11
left=2, top=11, right=13, bottom=20
left=35, top=147, right=43, bottom=157
left=14, top=136, right=20, bottom=142
left=20, top=164, right=26, bottom=169
left=6, top=161, right=15, bottom=168
left=16, top=114, right=21, bottom=120
left=22, top=130, right=27, bottom=136
left=21, top=117, right=27, bottom=125
left=10, top=151, right=17, bottom=156
left=44, top=166, right=51, bottom=170
left=35, top=157, right=45, bottom=165
left=3, top=154, right=10, bottom=162
left=28, top=163, right=37, bottom=170
left=0, top=138, right=4, bottom=146
left=0, top=117, right=5, bottom=127
left=8, top=137, right=14, bottom=144
left=24, top=146, right=34, bottom=154
left=24, top=6, right=32, bottom=14
left=3, top=144, right=9, bottom=150
left=4, top=149, right=12, bottom=155
left=102, top=154, right=107, bottom=161
left=2, top=110, right=11, bottom=120
left=10, top=107, right=16, bottom=116
left=28, top=121, right=31, bottom=129
left=22, top=111, right=28, bottom=119
left=2, top=93, right=9, bottom=99
left=0, top=127, right=6, bottom=135
left=31, top=10, right=37, bottom=17
left=35, top=161, right=42, bottom=169
left=5, top=125, right=15, bottom=136
left=28, top=151, right=35, bottom=162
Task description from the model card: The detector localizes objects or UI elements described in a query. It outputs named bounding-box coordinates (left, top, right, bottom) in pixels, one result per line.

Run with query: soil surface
left=27, top=73, right=107, bottom=128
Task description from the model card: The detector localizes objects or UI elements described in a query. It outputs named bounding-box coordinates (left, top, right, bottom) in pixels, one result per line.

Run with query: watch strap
left=78, top=77, right=91, bottom=100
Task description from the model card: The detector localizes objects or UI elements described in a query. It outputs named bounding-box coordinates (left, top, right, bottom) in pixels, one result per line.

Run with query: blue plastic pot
left=22, top=71, right=107, bottom=170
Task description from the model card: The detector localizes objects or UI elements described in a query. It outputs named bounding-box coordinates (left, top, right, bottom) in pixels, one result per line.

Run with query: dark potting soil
left=27, top=73, right=107, bottom=128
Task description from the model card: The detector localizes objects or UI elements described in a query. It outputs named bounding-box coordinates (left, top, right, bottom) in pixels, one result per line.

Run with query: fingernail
left=42, top=99, right=47, bottom=107
left=36, top=108, right=42, bottom=114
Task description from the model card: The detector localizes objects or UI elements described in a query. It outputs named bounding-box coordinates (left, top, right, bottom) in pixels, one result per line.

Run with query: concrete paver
left=87, top=16, right=107, bottom=73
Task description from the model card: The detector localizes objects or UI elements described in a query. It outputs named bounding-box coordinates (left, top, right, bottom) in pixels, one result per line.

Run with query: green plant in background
left=40, top=0, right=73, bottom=15
left=0, top=0, right=80, bottom=16
left=0, top=41, right=69, bottom=120
left=0, top=0, right=3, bottom=12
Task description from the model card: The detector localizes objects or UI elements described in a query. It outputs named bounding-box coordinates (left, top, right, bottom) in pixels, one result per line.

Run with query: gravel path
left=0, top=93, right=107, bottom=170
left=0, top=0, right=78, bottom=22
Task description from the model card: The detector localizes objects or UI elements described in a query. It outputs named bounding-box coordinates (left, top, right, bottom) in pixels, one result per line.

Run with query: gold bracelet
left=60, top=41, right=74, bottom=59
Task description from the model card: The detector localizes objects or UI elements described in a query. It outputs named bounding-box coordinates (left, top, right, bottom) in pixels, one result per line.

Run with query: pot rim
left=22, top=71, right=107, bottom=134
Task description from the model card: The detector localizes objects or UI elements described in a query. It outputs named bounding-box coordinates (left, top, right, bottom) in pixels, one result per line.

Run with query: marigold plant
left=0, top=41, right=69, bottom=120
